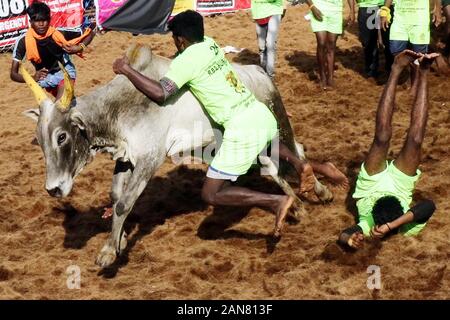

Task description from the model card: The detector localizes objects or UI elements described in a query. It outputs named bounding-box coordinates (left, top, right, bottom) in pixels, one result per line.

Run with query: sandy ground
left=0, top=6, right=449, bottom=299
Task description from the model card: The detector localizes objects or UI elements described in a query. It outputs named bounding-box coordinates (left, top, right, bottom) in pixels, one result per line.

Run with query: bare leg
left=444, top=5, right=450, bottom=57
left=273, top=142, right=316, bottom=194
left=315, top=32, right=328, bottom=89
left=410, top=63, right=420, bottom=96
left=364, top=50, right=422, bottom=175
left=201, top=177, right=294, bottom=236
left=394, top=54, right=438, bottom=176
left=309, top=161, right=349, bottom=188
left=325, top=32, right=338, bottom=88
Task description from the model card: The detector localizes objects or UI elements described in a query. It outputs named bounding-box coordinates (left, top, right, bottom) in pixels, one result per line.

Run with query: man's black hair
left=168, top=10, right=204, bottom=43
left=372, top=196, right=404, bottom=227
left=26, top=1, right=51, bottom=22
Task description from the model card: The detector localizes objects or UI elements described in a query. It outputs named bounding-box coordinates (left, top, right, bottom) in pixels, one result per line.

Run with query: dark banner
left=101, top=0, right=175, bottom=34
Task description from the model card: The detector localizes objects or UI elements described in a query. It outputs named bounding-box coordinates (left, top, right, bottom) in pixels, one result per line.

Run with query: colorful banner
left=45, top=0, right=84, bottom=29
left=0, top=0, right=29, bottom=49
left=94, top=0, right=127, bottom=26
left=172, top=0, right=195, bottom=16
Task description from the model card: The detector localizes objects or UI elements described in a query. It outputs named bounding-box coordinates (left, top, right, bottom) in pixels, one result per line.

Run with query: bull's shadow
left=59, top=165, right=295, bottom=277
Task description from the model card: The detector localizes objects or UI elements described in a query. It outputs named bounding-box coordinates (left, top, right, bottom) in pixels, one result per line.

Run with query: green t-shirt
left=353, top=162, right=426, bottom=237
left=356, top=0, right=384, bottom=8
left=164, top=36, right=254, bottom=126
left=312, top=0, right=343, bottom=13
left=251, top=0, right=284, bottom=19
left=393, top=0, right=430, bottom=25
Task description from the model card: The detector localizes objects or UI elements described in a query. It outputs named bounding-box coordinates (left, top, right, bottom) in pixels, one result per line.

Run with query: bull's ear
left=22, top=108, right=40, bottom=122
left=70, top=110, right=86, bottom=131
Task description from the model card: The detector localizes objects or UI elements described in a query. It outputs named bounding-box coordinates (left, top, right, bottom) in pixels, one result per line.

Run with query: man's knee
left=406, top=133, right=424, bottom=149
left=374, top=130, right=392, bottom=146
left=201, top=187, right=216, bottom=205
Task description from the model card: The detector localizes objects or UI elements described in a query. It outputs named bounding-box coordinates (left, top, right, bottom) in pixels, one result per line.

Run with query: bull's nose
left=47, top=187, right=62, bottom=198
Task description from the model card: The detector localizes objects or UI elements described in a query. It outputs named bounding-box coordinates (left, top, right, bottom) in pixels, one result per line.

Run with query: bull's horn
left=19, top=64, right=49, bottom=105
left=55, top=62, right=74, bottom=112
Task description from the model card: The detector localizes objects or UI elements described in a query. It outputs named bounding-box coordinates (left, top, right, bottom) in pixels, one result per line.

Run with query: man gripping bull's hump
left=112, top=10, right=348, bottom=237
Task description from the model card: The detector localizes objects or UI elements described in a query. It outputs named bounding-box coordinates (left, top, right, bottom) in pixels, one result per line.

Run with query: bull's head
left=22, top=64, right=92, bottom=197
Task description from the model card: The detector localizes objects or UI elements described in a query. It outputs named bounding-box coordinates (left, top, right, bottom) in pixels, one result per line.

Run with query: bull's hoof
left=95, top=245, right=117, bottom=268
left=316, top=187, right=333, bottom=203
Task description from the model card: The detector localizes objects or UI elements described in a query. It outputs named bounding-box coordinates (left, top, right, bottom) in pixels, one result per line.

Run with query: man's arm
left=112, top=56, right=169, bottom=105
left=339, top=225, right=364, bottom=249
left=347, top=0, right=356, bottom=26
left=380, top=0, right=393, bottom=31
left=10, top=60, right=48, bottom=83
left=371, top=200, right=436, bottom=238
left=433, top=0, right=442, bottom=27
left=305, top=0, right=323, bottom=21
left=63, top=29, right=97, bottom=54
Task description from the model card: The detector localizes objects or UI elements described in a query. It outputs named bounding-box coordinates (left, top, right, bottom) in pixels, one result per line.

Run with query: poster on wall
left=44, top=0, right=84, bottom=29
left=196, top=0, right=250, bottom=15
left=0, top=0, right=29, bottom=49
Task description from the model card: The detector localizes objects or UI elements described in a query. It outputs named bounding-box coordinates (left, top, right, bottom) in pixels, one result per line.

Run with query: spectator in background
left=251, top=0, right=285, bottom=79
left=355, top=0, right=393, bottom=78
left=381, top=0, right=442, bottom=93
left=305, top=0, right=356, bottom=90
left=10, top=1, right=95, bottom=99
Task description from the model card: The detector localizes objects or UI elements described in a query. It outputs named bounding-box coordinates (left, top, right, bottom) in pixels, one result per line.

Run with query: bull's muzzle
left=46, top=186, right=63, bottom=198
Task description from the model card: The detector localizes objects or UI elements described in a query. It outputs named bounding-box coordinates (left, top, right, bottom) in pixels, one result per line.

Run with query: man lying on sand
left=109, top=10, right=348, bottom=236
left=339, top=50, right=438, bottom=249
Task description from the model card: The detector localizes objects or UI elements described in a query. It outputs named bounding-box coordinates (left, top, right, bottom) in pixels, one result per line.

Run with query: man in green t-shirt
left=338, top=50, right=438, bottom=249
left=305, top=0, right=356, bottom=90
left=381, top=0, right=442, bottom=93
left=112, top=10, right=348, bottom=237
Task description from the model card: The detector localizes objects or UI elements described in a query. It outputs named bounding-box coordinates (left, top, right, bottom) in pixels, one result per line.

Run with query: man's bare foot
left=299, top=163, right=316, bottom=194
left=321, top=162, right=349, bottom=189
left=102, top=207, right=113, bottom=219
left=393, top=50, right=422, bottom=70
left=326, top=78, right=335, bottom=89
left=273, top=196, right=295, bottom=238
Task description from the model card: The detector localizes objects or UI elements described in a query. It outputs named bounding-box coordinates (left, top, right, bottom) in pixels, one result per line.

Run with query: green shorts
left=310, top=11, right=343, bottom=34
left=390, top=20, right=430, bottom=45
left=353, top=161, right=426, bottom=236
left=208, top=100, right=278, bottom=178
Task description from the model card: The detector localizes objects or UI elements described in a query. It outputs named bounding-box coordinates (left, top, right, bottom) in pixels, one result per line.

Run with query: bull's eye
left=57, top=133, right=67, bottom=146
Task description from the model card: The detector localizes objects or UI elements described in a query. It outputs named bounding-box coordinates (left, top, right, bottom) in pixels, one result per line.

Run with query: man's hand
left=393, top=50, right=423, bottom=70
left=347, top=232, right=364, bottom=249
left=113, top=56, right=131, bottom=75
left=346, top=13, right=355, bottom=27
left=418, top=52, right=440, bottom=70
left=370, top=224, right=390, bottom=239
left=311, top=6, right=323, bottom=22
left=432, top=7, right=442, bottom=27
left=62, top=44, right=83, bottom=54
left=33, top=68, right=48, bottom=81
left=381, top=15, right=393, bottom=32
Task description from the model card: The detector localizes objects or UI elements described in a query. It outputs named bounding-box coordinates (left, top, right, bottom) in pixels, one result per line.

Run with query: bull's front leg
left=96, top=157, right=157, bottom=268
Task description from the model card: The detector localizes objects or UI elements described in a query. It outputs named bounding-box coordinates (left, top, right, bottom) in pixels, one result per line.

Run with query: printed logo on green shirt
left=226, top=71, right=246, bottom=94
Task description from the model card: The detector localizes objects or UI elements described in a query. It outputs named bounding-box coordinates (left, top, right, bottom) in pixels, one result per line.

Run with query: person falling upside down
left=339, top=50, right=439, bottom=249
left=109, top=10, right=348, bottom=236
